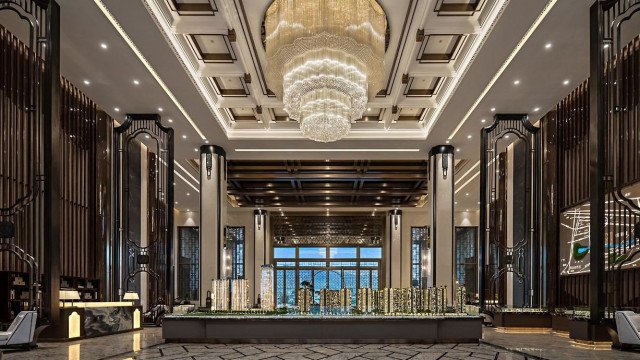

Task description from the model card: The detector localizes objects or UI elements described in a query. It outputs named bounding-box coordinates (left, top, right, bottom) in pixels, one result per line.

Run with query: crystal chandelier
left=265, top=0, right=387, bottom=142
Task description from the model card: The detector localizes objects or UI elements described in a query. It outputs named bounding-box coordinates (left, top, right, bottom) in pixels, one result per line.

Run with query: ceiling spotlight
left=194, top=148, right=198, bottom=152
left=545, top=43, right=552, bottom=49
left=168, top=118, right=173, bottom=123
left=505, top=135, right=510, bottom=139
left=186, top=209, right=190, bottom=212
left=83, top=79, right=91, bottom=85
left=175, top=201, right=178, bottom=204
left=563, top=79, right=570, bottom=85
left=182, top=134, right=187, bottom=139
left=158, top=107, right=163, bottom=112
left=133, top=79, right=140, bottom=85
left=465, top=193, right=469, bottom=196
left=604, top=43, right=610, bottom=49
left=367, top=107, right=371, bottom=111
left=456, top=148, right=460, bottom=152
left=533, top=107, right=540, bottom=112
left=481, top=118, right=486, bottom=123
left=114, top=107, right=120, bottom=112
left=445, top=140, right=450, bottom=144
left=186, top=192, right=190, bottom=196
left=513, top=80, right=520, bottom=85
left=490, top=107, right=496, bottom=112
left=455, top=201, right=458, bottom=205
left=467, top=134, right=472, bottom=139
left=100, top=43, right=108, bottom=49
left=204, top=139, right=209, bottom=143
left=145, top=134, right=150, bottom=139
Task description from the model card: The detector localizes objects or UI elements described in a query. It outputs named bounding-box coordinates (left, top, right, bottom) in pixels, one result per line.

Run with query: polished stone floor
left=2, top=326, right=640, bottom=360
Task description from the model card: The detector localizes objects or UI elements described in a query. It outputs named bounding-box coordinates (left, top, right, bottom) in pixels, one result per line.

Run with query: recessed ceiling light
left=490, top=107, right=496, bottom=112
left=505, top=135, right=510, bottom=139
left=604, top=43, right=610, bottom=49
left=133, top=79, right=140, bottom=85
left=513, top=80, right=520, bottom=85
left=455, top=201, right=458, bottom=205
left=194, top=148, right=198, bottom=152
left=145, top=134, right=150, bottom=139
left=481, top=118, right=486, bottom=123
left=466, top=209, right=469, bottom=212
left=465, top=193, right=469, bottom=196
left=100, top=42, right=108, bottom=49
left=533, top=107, right=540, bottom=112
left=182, top=135, right=187, bottom=139
left=563, top=79, right=570, bottom=85
left=83, top=79, right=90, bottom=85
left=175, top=201, right=178, bottom=204
left=186, top=192, right=190, bottom=196
left=367, top=107, right=371, bottom=111
left=204, top=139, right=209, bottom=143
left=186, top=209, right=190, bottom=212
left=445, top=140, right=450, bottom=144
left=167, top=118, right=173, bottom=122
left=544, top=42, right=552, bottom=49
left=158, top=107, right=163, bottom=112
left=456, top=148, right=460, bottom=152
left=114, top=107, right=120, bottom=112
left=467, top=134, right=472, bottom=139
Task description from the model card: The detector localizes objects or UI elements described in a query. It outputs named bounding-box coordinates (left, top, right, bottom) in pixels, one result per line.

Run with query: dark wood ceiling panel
left=227, top=160, right=429, bottom=207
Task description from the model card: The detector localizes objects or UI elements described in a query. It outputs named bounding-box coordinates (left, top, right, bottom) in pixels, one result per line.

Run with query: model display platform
left=163, top=313, right=482, bottom=344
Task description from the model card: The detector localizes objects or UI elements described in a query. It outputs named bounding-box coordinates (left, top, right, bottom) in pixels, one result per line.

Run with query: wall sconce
left=205, top=152, right=213, bottom=178
left=442, top=153, right=449, bottom=179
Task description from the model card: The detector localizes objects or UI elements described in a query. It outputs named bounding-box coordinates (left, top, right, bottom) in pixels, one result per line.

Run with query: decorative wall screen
left=178, top=226, right=199, bottom=300
left=114, top=114, right=174, bottom=307
left=479, top=114, right=541, bottom=310
left=455, top=226, right=478, bottom=301
left=411, top=226, right=428, bottom=288
left=227, top=226, right=245, bottom=279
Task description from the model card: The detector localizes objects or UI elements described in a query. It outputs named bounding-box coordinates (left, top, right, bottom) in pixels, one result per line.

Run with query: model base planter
left=163, top=315, right=483, bottom=344
left=569, top=318, right=613, bottom=342
left=551, top=314, right=571, bottom=333
left=493, top=312, right=552, bottom=329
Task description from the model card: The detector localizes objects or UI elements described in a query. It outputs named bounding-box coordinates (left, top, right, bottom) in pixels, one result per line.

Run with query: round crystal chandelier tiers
left=265, top=0, right=387, bottom=142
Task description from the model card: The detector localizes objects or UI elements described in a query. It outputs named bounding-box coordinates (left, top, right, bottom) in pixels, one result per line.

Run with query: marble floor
left=1, top=326, right=640, bottom=360
left=482, top=327, right=640, bottom=360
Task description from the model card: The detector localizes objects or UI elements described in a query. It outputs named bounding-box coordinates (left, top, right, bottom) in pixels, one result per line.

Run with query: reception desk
left=163, top=314, right=483, bottom=344
left=41, top=302, right=142, bottom=340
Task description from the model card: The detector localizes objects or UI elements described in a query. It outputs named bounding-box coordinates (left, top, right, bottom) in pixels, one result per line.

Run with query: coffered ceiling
left=146, top=0, right=506, bottom=139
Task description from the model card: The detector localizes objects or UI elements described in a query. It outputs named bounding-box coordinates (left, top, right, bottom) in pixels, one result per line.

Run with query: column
left=428, top=145, right=455, bottom=304
left=199, top=145, right=227, bottom=306
left=253, top=209, right=268, bottom=302
left=388, top=209, right=402, bottom=288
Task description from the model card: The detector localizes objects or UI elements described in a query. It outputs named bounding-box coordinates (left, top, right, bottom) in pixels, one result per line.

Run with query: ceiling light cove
left=265, top=0, right=387, bottom=142
left=93, top=0, right=207, bottom=140
left=234, top=148, right=421, bottom=153
left=447, top=0, right=558, bottom=140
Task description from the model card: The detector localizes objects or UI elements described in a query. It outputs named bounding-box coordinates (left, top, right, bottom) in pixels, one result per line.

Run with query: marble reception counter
left=41, top=302, right=142, bottom=340
left=163, top=314, right=483, bottom=344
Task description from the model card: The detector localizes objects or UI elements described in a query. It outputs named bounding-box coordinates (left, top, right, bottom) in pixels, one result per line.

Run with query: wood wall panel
left=0, top=26, right=112, bottom=284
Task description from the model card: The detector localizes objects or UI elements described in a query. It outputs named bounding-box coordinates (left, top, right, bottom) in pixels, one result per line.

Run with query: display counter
left=163, top=314, right=483, bottom=344
left=41, top=302, right=142, bottom=340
